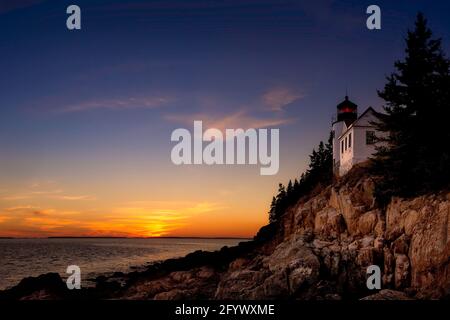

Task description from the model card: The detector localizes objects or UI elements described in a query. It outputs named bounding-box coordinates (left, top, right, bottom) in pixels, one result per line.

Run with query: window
left=345, top=137, right=347, bottom=151
left=348, top=133, right=352, bottom=148
left=366, top=131, right=376, bottom=145
left=341, top=140, right=344, bottom=153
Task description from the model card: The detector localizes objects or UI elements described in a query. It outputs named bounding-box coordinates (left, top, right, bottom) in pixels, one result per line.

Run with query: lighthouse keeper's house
left=331, top=96, right=382, bottom=176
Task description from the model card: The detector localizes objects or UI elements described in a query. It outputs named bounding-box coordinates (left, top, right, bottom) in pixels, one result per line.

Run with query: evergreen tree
left=268, top=133, right=334, bottom=223
left=269, top=197, right=277, bottom=223
left=287, top=180, right=293, bottom=195
left=276, top=183, right=286, bottom=201
left=372, top=13, right=450, bottom=202
left=293, top=179, right=299, bottom=190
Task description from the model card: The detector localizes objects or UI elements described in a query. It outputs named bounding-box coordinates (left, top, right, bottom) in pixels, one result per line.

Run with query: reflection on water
left=0, top=238, right=244, bottom=290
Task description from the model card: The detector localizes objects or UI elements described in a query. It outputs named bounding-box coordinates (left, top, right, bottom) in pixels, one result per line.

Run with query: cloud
left=262, top=87, right=304, bottom=111
left=0, top=200, right=225, bottom=238
left=1, top=181, right=95, bottom=201
left=2, top=190, right=95, bottom=202
left=113, top=201, right=223, bottom=220
left=23, top=216, right=76, bottom=230
left=3, top=206, right=53, bottom=216
left=166, top=109, right=293, bottom=131
left=4, top=205, right=39, bottom=212
left=96, top=201, right=225, bottom=237
left=0, top=215, right=11, bottom=224
left=57, top=96, right=174, bottom=113
left=2, top=195, right=31, bottom=201
left=32, top=210, right=53, bottom=216
left=29, top=181, right=56, bottom=189
left=30, top=190, right=63, bottom=195
left=54, top=195, right=96, bottom=201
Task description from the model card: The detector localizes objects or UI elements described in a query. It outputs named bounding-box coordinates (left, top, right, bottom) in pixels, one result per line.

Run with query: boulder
left=394, top=254, right=410, bottom=289
left=314, top=208, right=346, bottom=240
left=357, top=210, right=378, bottom=235
left=0, top=273, right=67, bottom=300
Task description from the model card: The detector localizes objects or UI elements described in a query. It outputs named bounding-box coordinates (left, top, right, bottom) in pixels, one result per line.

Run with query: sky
left=1, top=0, right=450, bottom=238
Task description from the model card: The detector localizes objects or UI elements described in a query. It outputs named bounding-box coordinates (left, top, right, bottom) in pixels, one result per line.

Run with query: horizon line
left=0, top=236, right=253, bottom=240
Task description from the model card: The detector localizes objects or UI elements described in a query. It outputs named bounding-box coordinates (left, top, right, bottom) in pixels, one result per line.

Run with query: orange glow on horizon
left=0, top=193, right=267, bottom=238
left=0, top=152, right=293, bottom=239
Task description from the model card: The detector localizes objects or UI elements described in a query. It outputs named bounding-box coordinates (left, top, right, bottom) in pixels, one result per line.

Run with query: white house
left=331, top=96, right=381, bottom=176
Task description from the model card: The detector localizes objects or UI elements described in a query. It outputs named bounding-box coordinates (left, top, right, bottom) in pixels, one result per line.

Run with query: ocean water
left=0, top=238, right=244, bottom=290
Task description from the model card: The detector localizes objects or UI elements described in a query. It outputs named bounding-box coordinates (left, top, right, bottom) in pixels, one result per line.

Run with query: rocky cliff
left=2, top=165, right=449, bottom=300
left=107, top=165, right=450, bottom=300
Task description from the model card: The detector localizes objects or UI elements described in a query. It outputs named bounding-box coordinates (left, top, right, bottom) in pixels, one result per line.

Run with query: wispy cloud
left=3, top=206, right=53, bottom=216
left=2, top=184, right=95, bottom=202
left=0, top=200, right=224, bottom=237
left=0, top=215, right=11, bottom=224
left=2, top=193, right=96, bottom=201
left=2, top=195, right=32, bottom=201
left=95, top=201, right=225, bottom=237
left=113, top=201, right=224, bottom=220
left=55, top=195, right=96, bottom=201
left=59, top=96, right=173, bottom=113
left=29, top=181, right=56, bottom=189
left=31, top=210, right=52, bottom=216
left=4, top=205, right=39, bottom=212
left=2, top=182, right=63, bottom=200
left=30, top=190, right=63, bottom=195
left=166, top=109, right=293, bottom=131
left=262, top=87, right=304, bottom=111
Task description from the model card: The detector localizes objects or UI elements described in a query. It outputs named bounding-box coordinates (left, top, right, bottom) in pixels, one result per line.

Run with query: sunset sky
left=1, top=0, right=450, bottom=238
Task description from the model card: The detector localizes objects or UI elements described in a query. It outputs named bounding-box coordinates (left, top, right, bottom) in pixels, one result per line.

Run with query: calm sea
left=0, top=238, right=244, bottom=290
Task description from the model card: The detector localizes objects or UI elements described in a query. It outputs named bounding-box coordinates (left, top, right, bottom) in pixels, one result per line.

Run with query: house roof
left=338, top=107, right=379, bottom=140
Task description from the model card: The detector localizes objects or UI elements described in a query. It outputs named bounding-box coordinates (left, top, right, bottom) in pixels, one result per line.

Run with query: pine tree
left=372, top=13, right=450, bottom=202
left=293, top=178, right=299, bottom=194
left=287, top=180, right=293, bottom=195
left=268, top=133, right=334, bottom=223
left=276, top=183, right=286, bottom=200
left=269, top=196, right=277, bottom=223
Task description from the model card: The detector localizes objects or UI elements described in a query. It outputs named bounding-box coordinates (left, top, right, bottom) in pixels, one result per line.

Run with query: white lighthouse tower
left=331, top=96, right=358, bottom=174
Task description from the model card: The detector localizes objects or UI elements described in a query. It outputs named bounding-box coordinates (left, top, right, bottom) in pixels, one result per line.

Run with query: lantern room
left=336, top=96, right=358, bottom=124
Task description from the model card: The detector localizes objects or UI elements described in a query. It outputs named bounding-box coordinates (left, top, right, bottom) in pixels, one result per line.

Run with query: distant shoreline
left=0, top=236, right=252, bottom=240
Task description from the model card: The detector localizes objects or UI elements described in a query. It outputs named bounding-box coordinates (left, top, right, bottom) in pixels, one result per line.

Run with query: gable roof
left=338, top=107, right=379, bottom=140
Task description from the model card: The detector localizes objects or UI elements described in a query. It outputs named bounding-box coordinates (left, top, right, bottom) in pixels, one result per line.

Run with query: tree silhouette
left=372, top=13, right=450, bottom=203
left=269, top=132, right=333, bottom=223
left=268, top=13, right=450, bottom=222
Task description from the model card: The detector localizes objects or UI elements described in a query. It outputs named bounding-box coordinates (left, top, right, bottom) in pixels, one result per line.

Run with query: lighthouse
left=331, top=96, right=382, bottom=176
left=332, top=96, right=358, bottom=174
